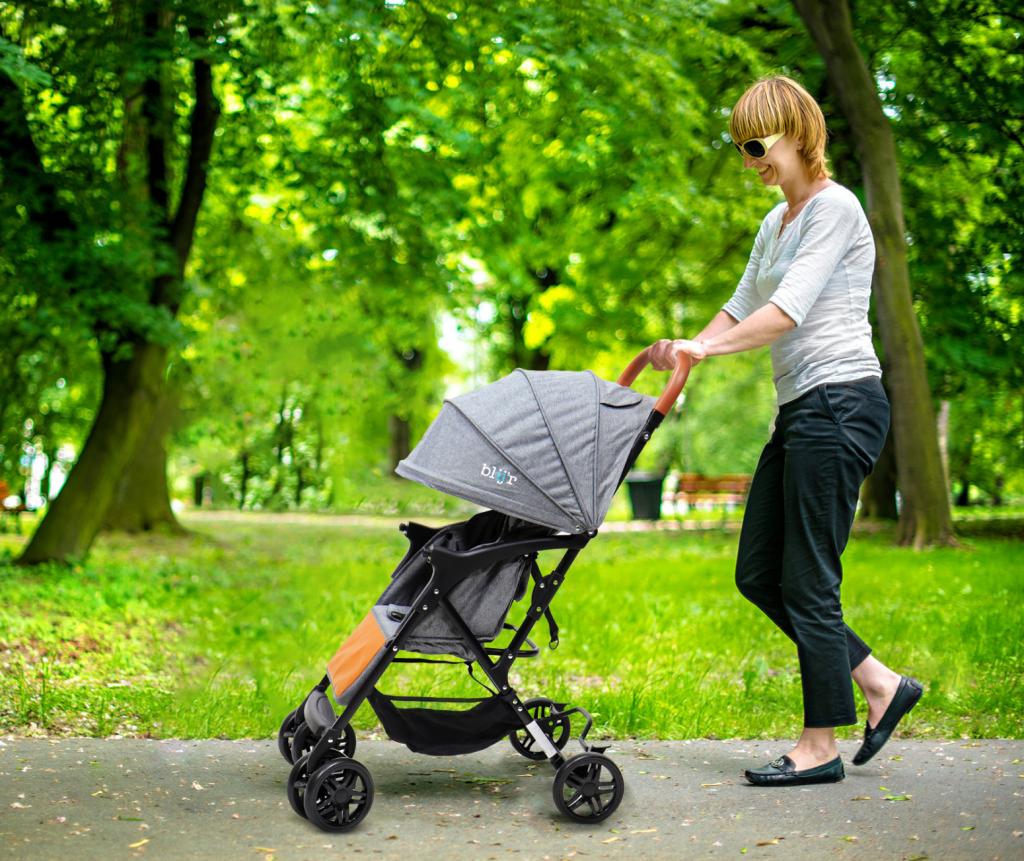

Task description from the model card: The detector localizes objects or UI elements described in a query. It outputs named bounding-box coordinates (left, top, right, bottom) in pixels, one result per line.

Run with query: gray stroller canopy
left=396, top=369, right=655, bottom=533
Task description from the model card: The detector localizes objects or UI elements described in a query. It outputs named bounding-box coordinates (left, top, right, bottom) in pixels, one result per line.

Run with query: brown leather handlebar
left=617, top=347, right=692, bottom=416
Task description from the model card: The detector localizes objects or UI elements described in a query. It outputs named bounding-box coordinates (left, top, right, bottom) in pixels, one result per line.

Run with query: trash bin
left=625, top=471, right=665, bottom=521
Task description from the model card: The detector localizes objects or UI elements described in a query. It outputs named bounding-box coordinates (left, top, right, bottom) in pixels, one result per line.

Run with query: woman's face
left=742, top=134, right=804, bottom=187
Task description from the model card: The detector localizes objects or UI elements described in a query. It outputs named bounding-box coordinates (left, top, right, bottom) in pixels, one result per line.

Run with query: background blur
left=1, top=0, right=1020, bottom=555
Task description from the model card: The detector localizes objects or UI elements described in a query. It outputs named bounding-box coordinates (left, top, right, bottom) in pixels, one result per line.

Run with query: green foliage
left=1, top=0, right=1021, bottom=521
left=1, top=520, right=1021, bottom=739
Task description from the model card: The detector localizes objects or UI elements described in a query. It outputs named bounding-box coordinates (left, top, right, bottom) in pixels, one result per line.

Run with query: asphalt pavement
left=2, top=737, right=1021, bottom=861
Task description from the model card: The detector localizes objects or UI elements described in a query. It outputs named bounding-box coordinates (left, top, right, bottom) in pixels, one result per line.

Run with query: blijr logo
left=481, top=463, right=518, bottom=487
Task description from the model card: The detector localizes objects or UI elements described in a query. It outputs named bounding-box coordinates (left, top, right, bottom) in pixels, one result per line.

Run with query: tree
left=792, top=0, right=956, bottom=547
left=8, top=2, right=222, bottom=564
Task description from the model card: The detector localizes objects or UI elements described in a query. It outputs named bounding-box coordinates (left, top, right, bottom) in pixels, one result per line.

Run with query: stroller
left=278, top=351, right=690, bottom=832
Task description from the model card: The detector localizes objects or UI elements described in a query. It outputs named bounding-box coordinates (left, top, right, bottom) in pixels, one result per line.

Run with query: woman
left=649, top=76, right=922, bottom=787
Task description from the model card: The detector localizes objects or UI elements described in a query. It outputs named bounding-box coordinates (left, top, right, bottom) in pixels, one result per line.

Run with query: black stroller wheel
left=278, top=709, right=300, bottom=763
left=510, top=698, right=571, bottom=760
left=293, top=720, right=357, bottom=763
left=552, top=753, right=624, bottom=823
left=286, top=754, right=311, bottom=818
left=290, top=721, right=316, bottom=762
left=303, top=758, right=374, bottom=832
left=333, top=723, right=357, bottom=758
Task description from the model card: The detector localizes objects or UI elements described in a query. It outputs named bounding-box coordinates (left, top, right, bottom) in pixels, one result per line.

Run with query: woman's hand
left=649, top=338, right=708, bottom=371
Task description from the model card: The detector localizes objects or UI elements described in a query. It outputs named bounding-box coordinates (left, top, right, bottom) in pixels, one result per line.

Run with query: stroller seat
left=326, top=510, right=550, bottom=704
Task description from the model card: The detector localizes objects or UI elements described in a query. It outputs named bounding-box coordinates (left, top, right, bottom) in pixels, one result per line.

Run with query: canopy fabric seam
left=516, top=369, right=589, bottom=525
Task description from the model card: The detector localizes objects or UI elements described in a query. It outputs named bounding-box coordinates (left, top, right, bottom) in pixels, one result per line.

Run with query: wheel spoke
left=597, top=781, right=617, bottom=794
left=565, top=789, right=586, bottom=810
left=587, top=797, right=601, bottom=817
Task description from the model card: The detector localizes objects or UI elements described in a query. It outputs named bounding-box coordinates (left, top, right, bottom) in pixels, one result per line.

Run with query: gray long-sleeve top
left=722, top=183, right=882, bottom=406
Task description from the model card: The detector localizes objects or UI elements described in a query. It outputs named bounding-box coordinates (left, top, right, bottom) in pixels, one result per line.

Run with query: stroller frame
left=281, top=350, right=691, bottom=831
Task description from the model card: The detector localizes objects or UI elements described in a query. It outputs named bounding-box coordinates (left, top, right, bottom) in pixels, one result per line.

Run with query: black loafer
left=853, top=675, right=923, bottom=766
left=745, top=754, right=845, bottom=786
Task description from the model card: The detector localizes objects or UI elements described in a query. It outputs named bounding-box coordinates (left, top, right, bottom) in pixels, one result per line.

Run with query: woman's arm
left=695, top=309, right=739, bottom=342
left=700, top=302, right=795, bottom=356
left=649, top=304, right=794, bottom=370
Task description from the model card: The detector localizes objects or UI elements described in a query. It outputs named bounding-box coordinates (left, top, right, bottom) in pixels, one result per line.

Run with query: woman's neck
left=780, top=174, right=830, bottom=210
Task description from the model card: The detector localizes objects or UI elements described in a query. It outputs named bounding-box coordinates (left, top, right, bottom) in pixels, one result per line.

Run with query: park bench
left=0, top=480, right=30, bottom=533
left=664, top=472, right=752, bottom=518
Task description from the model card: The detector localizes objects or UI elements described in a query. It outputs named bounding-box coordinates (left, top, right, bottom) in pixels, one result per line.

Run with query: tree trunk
left=936, top=398, right=951, bottom=494
left=238, top=449, right=251, bottom=510
left=792, top=0, right=956, bottom=548
left=387, top=348, right=424, bottom=473
left=17, top=342, right=167, bottom=564
left=101, top=387, right=183, bottom=533
left=388, top=414, right=412, bottom=474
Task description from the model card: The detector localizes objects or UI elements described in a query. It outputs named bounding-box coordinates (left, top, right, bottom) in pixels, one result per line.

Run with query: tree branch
left=170, top=25, right=221, bottom=288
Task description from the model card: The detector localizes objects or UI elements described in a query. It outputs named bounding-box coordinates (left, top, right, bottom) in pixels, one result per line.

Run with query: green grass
left=1, top=515, right=1021, bottom=742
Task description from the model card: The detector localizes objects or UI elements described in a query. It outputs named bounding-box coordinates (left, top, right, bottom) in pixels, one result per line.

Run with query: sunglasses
left=733, top=132, right=784, bottom=159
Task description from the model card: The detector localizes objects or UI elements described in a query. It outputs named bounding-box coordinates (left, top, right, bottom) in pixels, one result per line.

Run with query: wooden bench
left=0, top=479, right=30, bottom=533
left=664, top=473, right=752, bottom=517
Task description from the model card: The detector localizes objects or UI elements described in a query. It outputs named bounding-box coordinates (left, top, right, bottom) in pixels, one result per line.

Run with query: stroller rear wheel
left=277, top=709, right=300, bottom=763
left=510, top=698, right=571, bottom=760
left=303, top=758, right=374, bottom=832
left=552, top=753, right=624, bottom=823
left=291, top=720, right=356, bottom=764
left=290, top=721, right=316, bottom=762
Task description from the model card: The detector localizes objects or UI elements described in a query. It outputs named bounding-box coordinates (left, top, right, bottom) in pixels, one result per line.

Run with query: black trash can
left=625, top=471, right=665, bottom=521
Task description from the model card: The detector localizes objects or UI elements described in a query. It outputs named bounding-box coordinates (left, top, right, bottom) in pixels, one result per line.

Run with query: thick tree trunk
left=792, top=0, right=956, bottom=548
left=101, top=388, right=183, bottom=532
left=17, top=342, right=167, bottom=564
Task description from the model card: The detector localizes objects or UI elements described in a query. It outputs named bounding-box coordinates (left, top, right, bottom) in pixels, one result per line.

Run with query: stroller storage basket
left=368, top=689, right=522, bottom=756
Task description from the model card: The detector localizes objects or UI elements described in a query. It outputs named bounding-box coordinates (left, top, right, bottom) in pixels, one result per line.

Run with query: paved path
left=2, top=738, right=1021, bottom=861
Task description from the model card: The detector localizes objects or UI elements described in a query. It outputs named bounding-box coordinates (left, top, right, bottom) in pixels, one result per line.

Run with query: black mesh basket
left=368, top=689, right=522, bottom=756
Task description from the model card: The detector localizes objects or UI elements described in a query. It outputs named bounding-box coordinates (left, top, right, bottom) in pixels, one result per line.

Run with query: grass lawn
left=0, top=513, right=1021, bottom=742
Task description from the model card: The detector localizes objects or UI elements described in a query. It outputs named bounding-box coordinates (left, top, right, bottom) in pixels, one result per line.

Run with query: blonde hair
left=729, top=75, right=831, bottom=180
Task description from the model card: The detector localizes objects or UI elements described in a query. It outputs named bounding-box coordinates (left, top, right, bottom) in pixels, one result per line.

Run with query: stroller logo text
left=481, top=463, right=518, bottom=487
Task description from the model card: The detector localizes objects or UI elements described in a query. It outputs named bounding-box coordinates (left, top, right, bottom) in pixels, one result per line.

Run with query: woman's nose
left=744, top=155, right=758, bottom=169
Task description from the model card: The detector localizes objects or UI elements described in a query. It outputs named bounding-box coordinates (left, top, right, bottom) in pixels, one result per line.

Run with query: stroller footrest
left=303, top=689, right=338, bottom=734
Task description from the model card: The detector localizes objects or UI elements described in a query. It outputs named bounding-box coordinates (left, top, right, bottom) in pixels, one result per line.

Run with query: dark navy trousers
left=735, top=376, right=890, bottom=728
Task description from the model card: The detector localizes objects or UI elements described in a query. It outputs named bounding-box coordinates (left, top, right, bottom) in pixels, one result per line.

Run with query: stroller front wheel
left=303, top=758, right=375, bottom=832
left=286, top=754, right=311, bottom=818
left=552, top=753, right=624, bottom=824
